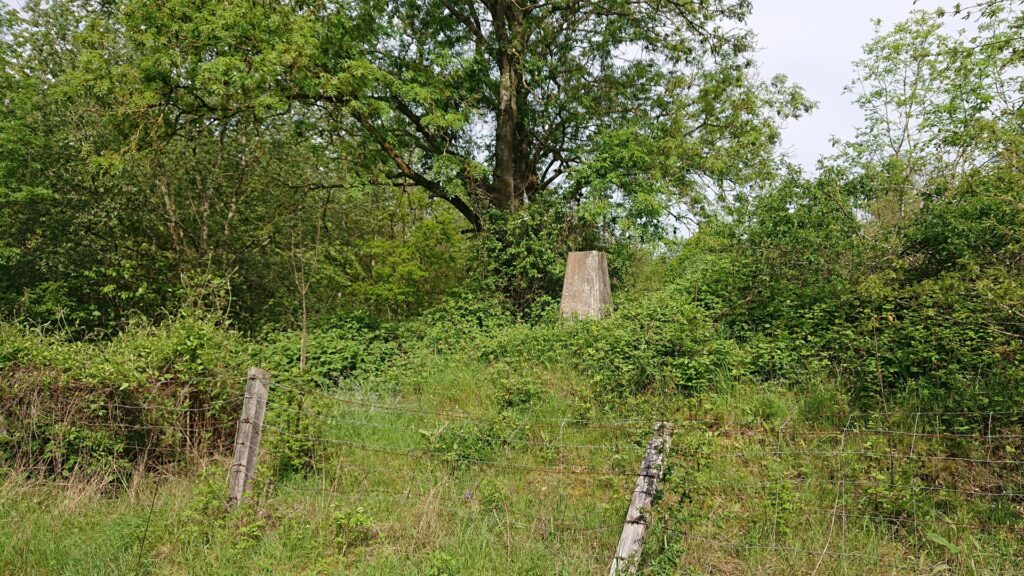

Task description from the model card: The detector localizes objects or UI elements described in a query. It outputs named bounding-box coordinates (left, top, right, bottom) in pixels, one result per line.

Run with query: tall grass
left=2, top=303, right=1022, bottom=574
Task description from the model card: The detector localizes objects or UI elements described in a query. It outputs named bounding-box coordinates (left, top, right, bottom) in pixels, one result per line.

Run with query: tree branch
left=393, top=98, right=451, bottom=155
left=355, top=113, right=482, bottom=232
left=442, top=0, right=486, bottom=45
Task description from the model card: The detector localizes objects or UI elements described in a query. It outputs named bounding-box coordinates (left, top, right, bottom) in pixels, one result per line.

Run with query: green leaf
left=926, top=531, right=960, bottom=554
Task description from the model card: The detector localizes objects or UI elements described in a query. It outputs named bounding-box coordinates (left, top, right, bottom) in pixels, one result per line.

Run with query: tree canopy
left=0, top=0, right=812, bottom=329
left=290, top=0, right=813, bottom=231
left=34, top=0, right=812, bottom=231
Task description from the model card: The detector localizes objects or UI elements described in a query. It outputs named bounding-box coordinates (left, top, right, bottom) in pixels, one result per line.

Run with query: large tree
left=13, top=0, right=811, bottom=238
left=297, top=0, right=813, bottom=232
left=0, top=0, right=814, bottom=328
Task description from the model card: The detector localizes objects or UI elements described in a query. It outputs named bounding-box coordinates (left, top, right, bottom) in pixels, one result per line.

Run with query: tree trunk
left=157, top=171, right=185, bottom=264
left=514, top=105, right=539, bottom=201
left=299, top=291, right=308, bottom=372
left=491, top=0, right=524, bottom=210
left=494, top=58, right=518, bottom=206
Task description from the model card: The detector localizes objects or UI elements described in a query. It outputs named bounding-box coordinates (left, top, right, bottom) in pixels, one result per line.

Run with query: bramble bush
left=469, top=285, right=741, bottom=404
left=0, top=309, right=252, bottom=480
left=671, top=166, right=1024, bottom=421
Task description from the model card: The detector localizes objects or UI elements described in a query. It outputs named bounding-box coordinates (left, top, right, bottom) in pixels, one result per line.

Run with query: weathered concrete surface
left=560, top=251, right=612, bottom=319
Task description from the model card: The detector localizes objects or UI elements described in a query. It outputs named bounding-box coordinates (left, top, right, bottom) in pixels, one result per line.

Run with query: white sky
left=751, top=0, right=960, bottom=172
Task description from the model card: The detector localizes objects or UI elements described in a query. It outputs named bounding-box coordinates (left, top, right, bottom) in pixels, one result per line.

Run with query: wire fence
left=7, top=372, right=1024, bottom=574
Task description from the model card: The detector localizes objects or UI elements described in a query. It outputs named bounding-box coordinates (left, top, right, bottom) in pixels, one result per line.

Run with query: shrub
left=495, top=374, right=547, bottom=413
left=566, top=287, right=741, bottom=401
left=0, top=312, right=251, bottom=480
left=474, top=284, right=741, bottom=404
left=262, top=323, right=397, bottom=389
left=331, top=505, right=376, bottom=553
left=477, top=201, right=569, bottom=313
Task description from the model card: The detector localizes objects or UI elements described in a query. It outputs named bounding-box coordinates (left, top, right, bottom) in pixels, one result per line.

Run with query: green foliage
left=263, top=324, right=396, bottom=388
left=178, top=465, right=233, bottom=544
left=423, top=552, right=458, bottom=576
left=398, top=290, right=515, bottom=356
left=422, top=416, right=527, bottom=468
left=904, top=175, right=1024, bottom=280
left=336, top=211, right=473, bottom=321
left=478, top=201, right=568, bottom=311
left=0, top=0, right=477, bottom=333
left=569, top=289, right=741, bottom=400
left=0, top=310, right=251, bottom=478
left=331, top=505, right=376, bottom=554
left=494, top=370, right=547, bottom=413
left=302, top=0, right=811, bottom=230
left=472, top=288, right=740, bottom=406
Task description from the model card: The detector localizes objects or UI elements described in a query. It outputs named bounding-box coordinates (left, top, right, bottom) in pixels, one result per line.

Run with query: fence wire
left=10, top=374, right=1024, bottom=574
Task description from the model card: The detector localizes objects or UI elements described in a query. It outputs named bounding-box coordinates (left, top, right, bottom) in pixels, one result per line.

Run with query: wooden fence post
left=609, top=421, right=674, bottom=575
left=227, top=367, right=271, bottom=508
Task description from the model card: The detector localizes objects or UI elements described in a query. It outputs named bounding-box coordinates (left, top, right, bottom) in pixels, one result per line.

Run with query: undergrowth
left=2, top=286, right=1022, bottom=573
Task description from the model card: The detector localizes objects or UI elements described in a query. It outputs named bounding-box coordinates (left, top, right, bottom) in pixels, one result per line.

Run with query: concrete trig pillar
left=560, top=251, right=612, bottom=319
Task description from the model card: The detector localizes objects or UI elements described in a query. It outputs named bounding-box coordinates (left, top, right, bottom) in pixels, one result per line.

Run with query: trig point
left=560, top=251, right=612, bottom=319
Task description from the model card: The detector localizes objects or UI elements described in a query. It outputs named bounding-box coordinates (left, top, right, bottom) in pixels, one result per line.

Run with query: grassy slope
left=2, top=325, right=1022, bottom=575
left=2, top=347, right=642, bottom=575
left=648, top=381, right=1024, bottom=575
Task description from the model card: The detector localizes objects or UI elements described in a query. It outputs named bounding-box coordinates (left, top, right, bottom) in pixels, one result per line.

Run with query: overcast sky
left=3, top=0, right=959, bottom=173
left=750, top=0, right=960, bottom=172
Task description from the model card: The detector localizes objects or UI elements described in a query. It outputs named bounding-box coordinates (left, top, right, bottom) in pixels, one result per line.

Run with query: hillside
left=2, top=291, right=1022, bottom=574
left=2, top=0, right=1024, bottom=573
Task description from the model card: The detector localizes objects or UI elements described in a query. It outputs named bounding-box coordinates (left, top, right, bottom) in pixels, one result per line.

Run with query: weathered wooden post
left=227, top=367, right=270, bottom=508
left=609, top=422, right=674, bottom=575
left=560, top=251, right=612, bottom=319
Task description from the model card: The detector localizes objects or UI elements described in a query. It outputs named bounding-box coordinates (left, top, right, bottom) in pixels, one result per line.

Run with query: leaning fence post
left=609, top=421, right=674, bottom=575
left=227, top=367, right=271, bottom=508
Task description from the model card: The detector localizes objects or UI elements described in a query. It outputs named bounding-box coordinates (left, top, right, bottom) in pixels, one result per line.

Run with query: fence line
left=670, top=474, right=1024, bottom=499
left=270, top=379, right=656, bottom=429
left=14, top=370, right=1024, bottom=574
left=95, top=398, right=247, bottom=413
left=263, top=410, right=646, bottom=452
left=258, top=422, right=641, bottom=478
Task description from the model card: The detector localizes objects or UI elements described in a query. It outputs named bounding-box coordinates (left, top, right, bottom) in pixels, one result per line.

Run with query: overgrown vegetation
left=2, top=0, right=1023, bottom=573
